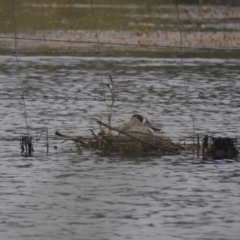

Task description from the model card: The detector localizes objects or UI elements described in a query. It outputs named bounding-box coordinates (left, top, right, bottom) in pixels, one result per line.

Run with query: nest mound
left=55, top=130, right=185, bottom=155
left=55, top=118, right=239, bottom=159
left=94, top=131, right=185, bottom=155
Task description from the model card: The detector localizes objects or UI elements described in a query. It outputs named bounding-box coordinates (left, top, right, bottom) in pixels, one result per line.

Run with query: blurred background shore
left=1, top=0, right=240, bottom=53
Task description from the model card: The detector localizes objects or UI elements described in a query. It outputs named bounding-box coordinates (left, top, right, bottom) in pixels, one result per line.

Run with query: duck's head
left=131, top=114, right=161, bottom=132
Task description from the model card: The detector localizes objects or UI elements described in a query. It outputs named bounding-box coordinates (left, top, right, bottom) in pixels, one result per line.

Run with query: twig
left=46, top=127, right=49, bottom=156
left=100, top=116, right=102, bottom=131
left=35, top=128, right=45, bottom=146
left=55, top=131, right=89, bottom=140
left=90, top=129, right=98, bottom=139
left=107, top=75, right=115, bottom=133
left=55, top=131, right=84, bottom=153
left=74, top=141, right=82, bottom=154
left=177, top=133, right=206, bottom=144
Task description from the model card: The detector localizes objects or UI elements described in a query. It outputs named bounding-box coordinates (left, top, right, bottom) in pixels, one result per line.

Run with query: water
left=0, top=55, right=240, bottom=240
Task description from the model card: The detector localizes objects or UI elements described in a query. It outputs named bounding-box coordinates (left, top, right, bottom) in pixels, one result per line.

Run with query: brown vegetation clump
left=55, top=127, right=185, bottom=156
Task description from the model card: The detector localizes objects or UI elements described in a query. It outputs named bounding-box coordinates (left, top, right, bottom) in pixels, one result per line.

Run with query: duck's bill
left=145, top=122, right=161, bottom=132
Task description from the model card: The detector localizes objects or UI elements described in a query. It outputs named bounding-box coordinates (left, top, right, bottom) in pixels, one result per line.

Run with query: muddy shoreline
left=1, top=30, right=240, bottom=53
left=1, top=3, right=240, bottom=53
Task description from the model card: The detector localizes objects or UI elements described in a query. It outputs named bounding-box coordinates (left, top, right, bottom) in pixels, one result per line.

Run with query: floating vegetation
left=55, top=127, right=239, bottom=158
left=55, top=122, right=184, bottom=156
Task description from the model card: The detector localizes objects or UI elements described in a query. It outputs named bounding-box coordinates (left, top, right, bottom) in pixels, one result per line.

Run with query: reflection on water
left=0, top=55, right=240, bottom=240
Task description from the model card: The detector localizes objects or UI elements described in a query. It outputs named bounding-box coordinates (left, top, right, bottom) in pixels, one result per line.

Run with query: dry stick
left=175, top=0, right=195, bottom=138
left=46, top=127, right=49, bottom=156
left=35, top=129, right=44, bottom=146
left=55, top=131, right=82, bottom=153
left=107, top=75, right=115, bottom=133
left=91, top=118, right=176, bottom=153
left=91, top=129, right=108, bottom=149
left=99, top=116, right=102, bottom=131
left=11, top=0, right=29, bottom=136
left=74, top=141, right=82, bottom=154
left=55, top=131, right=83, bottom=139
left=177, top=133, right=206, bottom=144
left=55, top=131, right=92, bottom=142
left=90, top=130, right=98, bottom=139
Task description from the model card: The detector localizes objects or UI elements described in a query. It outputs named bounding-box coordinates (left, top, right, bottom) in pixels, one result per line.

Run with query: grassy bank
left=0, top=1, right=239, bottom=53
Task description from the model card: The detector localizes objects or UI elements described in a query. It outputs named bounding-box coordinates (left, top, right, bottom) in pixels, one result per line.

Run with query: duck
left=119, top=114, right=161, bottom=137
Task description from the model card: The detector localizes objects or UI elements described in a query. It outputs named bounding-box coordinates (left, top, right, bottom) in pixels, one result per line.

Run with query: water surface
left=0, top=55, right=240, bottom=240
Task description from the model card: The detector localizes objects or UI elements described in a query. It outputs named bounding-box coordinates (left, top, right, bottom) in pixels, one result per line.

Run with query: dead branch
left=107, top=75, right=115, bottom=133
left=90, top=129, right=98, bottom=139
left=177, top=133, right=206, bottom=144
left=55, top=131, right=92, bottom=141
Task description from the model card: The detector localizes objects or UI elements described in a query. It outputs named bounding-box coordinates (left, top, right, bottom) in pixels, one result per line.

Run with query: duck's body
left=119, top=114, right=160, bottom=137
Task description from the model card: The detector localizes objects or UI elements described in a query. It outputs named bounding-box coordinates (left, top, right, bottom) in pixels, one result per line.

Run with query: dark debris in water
left=209, top=137, right=239, bottom=159
left=20, top=135, right=34, bottom=157
left=184, top=135, right=239, bottom=160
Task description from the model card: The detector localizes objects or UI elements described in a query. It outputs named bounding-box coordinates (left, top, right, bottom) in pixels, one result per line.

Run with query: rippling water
left=0, top=55, right=240, bottom=240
